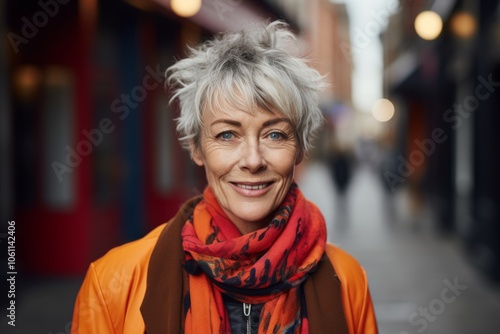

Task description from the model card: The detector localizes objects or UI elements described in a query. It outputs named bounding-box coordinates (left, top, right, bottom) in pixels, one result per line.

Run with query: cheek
left=205, top=161, right=225, bottom=179
left=203, top=147, right=235, bottom=178
left=271, top=150, right=298, bottom=175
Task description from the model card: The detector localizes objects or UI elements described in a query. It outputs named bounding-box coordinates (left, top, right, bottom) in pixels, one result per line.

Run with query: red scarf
left=181, top=183, right=326, bottom=333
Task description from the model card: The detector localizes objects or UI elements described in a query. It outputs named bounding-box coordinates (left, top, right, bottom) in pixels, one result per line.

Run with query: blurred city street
left=2, top=0, right=500, bottom=333
left=299, top=160, right=500, bottom=334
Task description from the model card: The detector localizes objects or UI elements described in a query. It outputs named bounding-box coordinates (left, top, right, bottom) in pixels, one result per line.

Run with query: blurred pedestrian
left=328, top=148, right=353, bottom=195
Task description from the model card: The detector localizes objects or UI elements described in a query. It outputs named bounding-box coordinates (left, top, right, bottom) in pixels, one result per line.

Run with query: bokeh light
left=415, top=11, right=443, bottom=41
left=170, top=0, right=202, bottom=18
left=371, top=98, right=395, bottom=122
left=13, top=65, right=42, bottom=100
left=450, top=12, right=477, bottom=38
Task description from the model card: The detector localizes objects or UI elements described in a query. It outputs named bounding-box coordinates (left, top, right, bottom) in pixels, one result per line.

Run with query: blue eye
left=269, top=132, right=285, bottom=140
left=218, top=132, right=234, bottom=140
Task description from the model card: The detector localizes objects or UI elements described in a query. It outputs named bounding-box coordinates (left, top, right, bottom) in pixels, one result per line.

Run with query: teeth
left=237, top=183, right=268, bottom=190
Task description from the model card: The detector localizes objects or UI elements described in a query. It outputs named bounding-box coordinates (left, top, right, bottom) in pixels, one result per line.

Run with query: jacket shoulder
left=324, top=243, right=370, bottom=301
left=72, top=223, right=168, bottom=333
left=324, top=244, right=367, bottom=283
left=89, top=222, right=169, bottom=304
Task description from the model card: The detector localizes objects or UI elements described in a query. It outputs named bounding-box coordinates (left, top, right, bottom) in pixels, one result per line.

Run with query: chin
left=232, top=204, right=275, bottom=226
left=237, top=212, right=269, bottom=225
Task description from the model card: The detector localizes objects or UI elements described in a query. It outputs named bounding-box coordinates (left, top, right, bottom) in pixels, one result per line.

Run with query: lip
left=229, top=181, right=273, bottom=197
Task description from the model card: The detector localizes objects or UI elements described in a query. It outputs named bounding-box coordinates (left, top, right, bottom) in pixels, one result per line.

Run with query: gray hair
left=166, top=20, right=327, bottom=154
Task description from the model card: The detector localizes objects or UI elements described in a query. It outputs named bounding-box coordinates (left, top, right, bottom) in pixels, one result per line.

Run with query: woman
left=72, top=21, right=378, bottom=334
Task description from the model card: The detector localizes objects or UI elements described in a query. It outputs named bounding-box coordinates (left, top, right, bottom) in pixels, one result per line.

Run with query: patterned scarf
left=181, top=183, right=327, bottom=333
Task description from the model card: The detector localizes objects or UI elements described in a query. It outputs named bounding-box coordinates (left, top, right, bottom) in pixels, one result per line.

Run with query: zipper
left=243, top=303, right=252, bottom=334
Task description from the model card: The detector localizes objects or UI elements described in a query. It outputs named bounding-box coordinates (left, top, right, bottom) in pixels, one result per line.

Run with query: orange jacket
left=72, top=200, right=378, bottom=334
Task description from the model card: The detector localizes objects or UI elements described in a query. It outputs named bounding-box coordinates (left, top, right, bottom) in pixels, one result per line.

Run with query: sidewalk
left=299, top=161, right=500, bottom=334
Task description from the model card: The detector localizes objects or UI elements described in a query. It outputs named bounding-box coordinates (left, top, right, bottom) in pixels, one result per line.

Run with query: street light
left=171, top=0, right=202, bottom=18
left=371, top=98, right=395, bottom=122
left=414, top=11, right=443, bottom=41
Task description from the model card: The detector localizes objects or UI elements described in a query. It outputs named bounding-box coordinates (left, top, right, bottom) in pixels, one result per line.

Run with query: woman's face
left=192, top=104, right=303, bottom=234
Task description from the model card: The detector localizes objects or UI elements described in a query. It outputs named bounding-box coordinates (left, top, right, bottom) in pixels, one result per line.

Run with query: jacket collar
left=140, top=196, right=202, bottom=334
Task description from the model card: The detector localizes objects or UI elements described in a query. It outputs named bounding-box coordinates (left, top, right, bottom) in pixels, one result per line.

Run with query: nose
left=239, top=140, right=267, bottom=173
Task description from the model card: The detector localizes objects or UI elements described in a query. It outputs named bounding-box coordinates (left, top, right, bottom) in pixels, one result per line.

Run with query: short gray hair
left=166, top=20, right=327, bottom=154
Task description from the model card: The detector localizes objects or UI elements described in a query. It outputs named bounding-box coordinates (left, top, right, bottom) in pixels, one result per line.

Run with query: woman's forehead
left=204, top=100, right=284, bottom=120
left=204, top=87, right=278, bottom=116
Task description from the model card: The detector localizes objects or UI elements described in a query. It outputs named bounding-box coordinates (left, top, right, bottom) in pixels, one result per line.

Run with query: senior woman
left=72, top=21, right=378, bottom=334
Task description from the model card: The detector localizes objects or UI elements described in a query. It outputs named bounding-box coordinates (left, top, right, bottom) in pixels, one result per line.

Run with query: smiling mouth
left=235, top=183, right=271, bottom=190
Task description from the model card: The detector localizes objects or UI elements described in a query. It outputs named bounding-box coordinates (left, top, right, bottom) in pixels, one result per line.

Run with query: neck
left=232, top=219, right=268, bottom=235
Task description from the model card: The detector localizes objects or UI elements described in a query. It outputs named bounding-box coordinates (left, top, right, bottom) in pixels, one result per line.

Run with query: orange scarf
left=181, top=183, right=326, bottom=333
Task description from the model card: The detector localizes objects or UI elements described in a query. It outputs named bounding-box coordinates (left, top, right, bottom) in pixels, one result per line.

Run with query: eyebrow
left=210, top=117, right=292, bottom=127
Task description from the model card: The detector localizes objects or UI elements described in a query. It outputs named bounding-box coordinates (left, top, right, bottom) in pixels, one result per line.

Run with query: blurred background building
left=382, top=0, right=500, bottom=281
left=1, top=0, right=500, bottom=333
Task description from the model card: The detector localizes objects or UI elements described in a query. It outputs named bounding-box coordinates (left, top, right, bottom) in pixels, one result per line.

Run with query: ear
left=295, top=149, right=304, bottom=165
left=190, top=141, right=204, bottom=167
